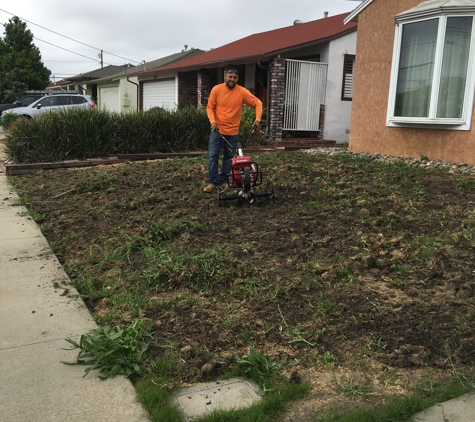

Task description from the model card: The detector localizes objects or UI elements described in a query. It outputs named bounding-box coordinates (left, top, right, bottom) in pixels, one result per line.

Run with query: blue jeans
left=207, top=131, right=237, bottom=185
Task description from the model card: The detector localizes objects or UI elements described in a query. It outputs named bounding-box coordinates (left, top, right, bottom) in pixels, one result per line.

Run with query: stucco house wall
left=349, top=0, right=475, bottom=165
left=324, top=31, right=357, bottom=143
left=96, top=77, right=139, bottom=113
left=273, top=32, right=356, bottom=144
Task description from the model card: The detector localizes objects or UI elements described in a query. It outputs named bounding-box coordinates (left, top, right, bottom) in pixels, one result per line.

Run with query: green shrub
left=3, top=109, right=117, bottom=163
left=0, top=113, right=21, bottom=131
left=2, top=104, right=265, bottom=163
left=239, top=106, right=268, bottom=146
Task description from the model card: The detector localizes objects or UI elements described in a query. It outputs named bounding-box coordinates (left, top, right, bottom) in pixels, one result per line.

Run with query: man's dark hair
left=225, top=66, right=239, bottom=75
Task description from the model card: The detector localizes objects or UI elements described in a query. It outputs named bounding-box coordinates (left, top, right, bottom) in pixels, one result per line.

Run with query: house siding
left=324, top=31, right=357, bottom=143
left=349, top=0, right=475, bottom=165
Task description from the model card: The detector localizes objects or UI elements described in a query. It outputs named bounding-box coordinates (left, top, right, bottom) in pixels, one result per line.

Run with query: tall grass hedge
left=1, top=104, right=267, bottom=163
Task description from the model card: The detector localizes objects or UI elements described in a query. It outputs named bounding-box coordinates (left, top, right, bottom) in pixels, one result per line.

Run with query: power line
left=0, top=7, right=142, bottom=64
left=34, top=36, right=108, bottom=65
left=0, top=20, right=122, bottom=67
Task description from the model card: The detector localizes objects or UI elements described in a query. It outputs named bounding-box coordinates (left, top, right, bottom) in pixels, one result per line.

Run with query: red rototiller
left=215, top=126, right=275, bottom=206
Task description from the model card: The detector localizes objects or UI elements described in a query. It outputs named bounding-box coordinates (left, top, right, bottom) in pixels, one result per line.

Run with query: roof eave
left=137, top=56, right=262, bottom=78
left=261, top=27, right=358, bottom=59
left=136, top=27, right=357, bottom=77
left=344, top=0, right=376, bottom=24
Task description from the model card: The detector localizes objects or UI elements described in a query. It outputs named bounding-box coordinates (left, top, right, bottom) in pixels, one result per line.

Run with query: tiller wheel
left=215, top=127, right=275, bottom=206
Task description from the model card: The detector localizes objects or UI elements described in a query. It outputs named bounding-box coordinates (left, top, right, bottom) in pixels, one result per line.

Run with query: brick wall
left=178, top=71, right=198, bottom=106
left=268, top=58, right=286, bottom=145
left=197, top=69, right=218, bottom=107
left=178, top=69, right=218, bottom=108
left=319, top=104, right=325, bottom=139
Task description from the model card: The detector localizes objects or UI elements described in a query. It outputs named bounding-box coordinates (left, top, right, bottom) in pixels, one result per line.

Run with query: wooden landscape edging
left=0, top=148, right=283, bottom=175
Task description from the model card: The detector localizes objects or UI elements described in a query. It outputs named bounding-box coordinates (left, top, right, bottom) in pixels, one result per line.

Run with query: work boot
left=203, top=184, right=216, bottom=193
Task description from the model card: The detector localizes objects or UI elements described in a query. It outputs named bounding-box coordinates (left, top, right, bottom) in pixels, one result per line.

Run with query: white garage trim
left=100, top=86, right=120, bottom=113
left=143, top=78, right=177, bottom=110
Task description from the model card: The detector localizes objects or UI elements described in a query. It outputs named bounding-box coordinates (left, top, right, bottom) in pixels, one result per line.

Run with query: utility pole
left=98, top=50, right=103, bottom=68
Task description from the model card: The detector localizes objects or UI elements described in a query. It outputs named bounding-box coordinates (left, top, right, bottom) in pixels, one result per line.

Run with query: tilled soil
left=9, top=150, right=475, bottom=419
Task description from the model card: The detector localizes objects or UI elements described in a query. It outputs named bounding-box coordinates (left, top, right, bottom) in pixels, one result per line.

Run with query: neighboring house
left=46, top=79, right=76, bottom=92
left=130, top=13, right=358, bottom=144
left=345, top=0, right=475, bottom=166
left=67, top=65, right=126, bottom=102
left=83, top=49, right=204, bottom=113
left=82, top=64, right=138, bottom=113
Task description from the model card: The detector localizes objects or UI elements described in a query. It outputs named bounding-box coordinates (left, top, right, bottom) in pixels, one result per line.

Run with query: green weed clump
left=62, top=317, right=155, bottom=379
left=235, top=347, right=285, bottom=386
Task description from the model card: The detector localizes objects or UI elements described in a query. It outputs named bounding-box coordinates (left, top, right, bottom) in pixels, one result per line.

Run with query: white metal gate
left=283, top=59, right=328, bottom=131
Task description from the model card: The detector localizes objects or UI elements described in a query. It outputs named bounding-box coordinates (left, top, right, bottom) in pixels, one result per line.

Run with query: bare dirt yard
left=8, top=149, right=475, bottom=420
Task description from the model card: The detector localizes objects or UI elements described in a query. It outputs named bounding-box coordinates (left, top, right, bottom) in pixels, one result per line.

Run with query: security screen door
left=283, top=59, right=328, bottom=131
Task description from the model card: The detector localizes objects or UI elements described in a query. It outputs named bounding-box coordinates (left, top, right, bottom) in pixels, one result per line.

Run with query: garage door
left=100, top=86, right=120, bottom=113
left=143, top=78, right=176, bottom=110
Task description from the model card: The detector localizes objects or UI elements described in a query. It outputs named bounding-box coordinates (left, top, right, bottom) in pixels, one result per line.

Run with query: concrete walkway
left=0, top=171, right=149, bottom=421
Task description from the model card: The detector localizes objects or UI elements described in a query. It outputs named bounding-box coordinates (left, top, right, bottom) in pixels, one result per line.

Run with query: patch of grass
left=135, top=378, right=183, bottom=422
left=333, top=374, right=374, bottom=401
left=135, top=347, right=309, bottom=422
left=318, top=377, right=473, bottom=422
left=315, top=350, right=337, bottom=365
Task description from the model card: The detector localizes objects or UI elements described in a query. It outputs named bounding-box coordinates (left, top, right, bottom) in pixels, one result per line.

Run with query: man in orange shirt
left=203, top=67, right=262, bottom=193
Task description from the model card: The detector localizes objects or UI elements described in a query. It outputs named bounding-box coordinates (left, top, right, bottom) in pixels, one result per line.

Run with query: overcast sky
left=0, top=1, right=361, bottom=81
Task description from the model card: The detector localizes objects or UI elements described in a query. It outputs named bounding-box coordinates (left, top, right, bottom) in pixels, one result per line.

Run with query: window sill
left=387, top=119, right=471, bottom=131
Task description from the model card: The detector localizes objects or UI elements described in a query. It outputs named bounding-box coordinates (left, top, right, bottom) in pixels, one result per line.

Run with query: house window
left=387, top=12, right=475, bottom=130
left=341, top=54, right=355, bottom=101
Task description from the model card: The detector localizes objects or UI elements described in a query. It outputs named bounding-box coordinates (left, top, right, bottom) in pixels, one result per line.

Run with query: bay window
left=387, top=9, right=475, bottom=130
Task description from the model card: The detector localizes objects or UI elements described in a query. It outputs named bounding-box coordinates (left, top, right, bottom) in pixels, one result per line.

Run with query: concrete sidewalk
left=409, top=393, right=475, bottom=422
left=0, top=173, right=149, bottom=421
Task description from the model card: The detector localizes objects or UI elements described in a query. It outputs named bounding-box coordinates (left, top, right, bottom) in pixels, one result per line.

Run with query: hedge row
left=1, top=105, right=267, bottom=163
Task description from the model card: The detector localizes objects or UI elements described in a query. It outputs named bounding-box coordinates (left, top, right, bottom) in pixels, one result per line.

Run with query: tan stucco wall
left=349, top=0, right=475, bottom=165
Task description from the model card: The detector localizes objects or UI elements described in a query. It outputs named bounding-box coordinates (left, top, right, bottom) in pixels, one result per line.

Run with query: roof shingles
left=134, top=13, right=356, bottom=76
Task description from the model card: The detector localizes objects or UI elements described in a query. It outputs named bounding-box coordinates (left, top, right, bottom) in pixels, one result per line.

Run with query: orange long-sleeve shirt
left=206, top=83, right=263, bottom=136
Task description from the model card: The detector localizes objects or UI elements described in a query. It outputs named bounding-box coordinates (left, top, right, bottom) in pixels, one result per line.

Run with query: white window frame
left=387, top=13, right=475, bottom=131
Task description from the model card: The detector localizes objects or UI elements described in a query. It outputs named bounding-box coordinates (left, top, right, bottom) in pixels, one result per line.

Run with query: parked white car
left=1, top=93, right=95, bottom=118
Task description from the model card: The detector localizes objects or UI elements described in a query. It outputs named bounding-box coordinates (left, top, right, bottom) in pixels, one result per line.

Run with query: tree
left=0, top=17, right=51, bottom=103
